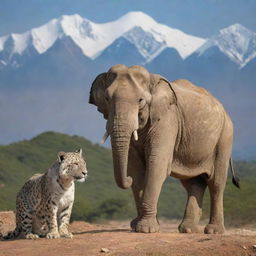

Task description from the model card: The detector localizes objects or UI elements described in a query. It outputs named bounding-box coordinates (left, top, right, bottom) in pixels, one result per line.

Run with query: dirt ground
left=1, top=211, right=256, bottom=256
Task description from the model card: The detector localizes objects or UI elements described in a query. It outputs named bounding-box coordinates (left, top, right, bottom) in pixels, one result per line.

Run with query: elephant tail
left=229, top=158, right=240, bottom=189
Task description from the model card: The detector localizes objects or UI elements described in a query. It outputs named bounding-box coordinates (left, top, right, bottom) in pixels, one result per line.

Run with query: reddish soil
left=1, top=211, right=256, bottom=256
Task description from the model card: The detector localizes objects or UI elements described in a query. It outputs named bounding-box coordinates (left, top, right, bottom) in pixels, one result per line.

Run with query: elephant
left=89, top=64, right=240, bottom=234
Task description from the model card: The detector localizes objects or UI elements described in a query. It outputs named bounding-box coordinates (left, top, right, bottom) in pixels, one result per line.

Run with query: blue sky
left=0, top=0, right=255, bottom=37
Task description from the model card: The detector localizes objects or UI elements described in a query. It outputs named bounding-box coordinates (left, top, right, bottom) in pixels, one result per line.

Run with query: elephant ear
left=89, top=73, right=109, bottom=119
left=149, top=74, right=177, bottom=124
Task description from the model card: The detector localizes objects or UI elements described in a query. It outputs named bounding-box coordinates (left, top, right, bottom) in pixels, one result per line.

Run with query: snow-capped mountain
left=1, top=12, right=255, bottom=69
left=198, top=24, right=256, bottom=68
left=0, top=12, right=206, bottom=68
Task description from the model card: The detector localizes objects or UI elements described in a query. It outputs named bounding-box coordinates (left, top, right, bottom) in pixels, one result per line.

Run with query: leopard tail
left=3, top=226, right=22, bottom=240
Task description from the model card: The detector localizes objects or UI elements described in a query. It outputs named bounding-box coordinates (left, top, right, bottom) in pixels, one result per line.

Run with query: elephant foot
left=178, top=222, right=201, bottom=233
left=135, top=217, right=159, bottom=233
left=204, top=223, right=225, bottom=234
left=130, top=217, right=140, bottom=230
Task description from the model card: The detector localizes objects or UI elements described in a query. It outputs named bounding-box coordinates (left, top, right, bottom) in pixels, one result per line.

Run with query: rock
left=0, top=211, right=16, bottom=236
left=252, top=245, right=256, bottom=250
left=242, top=245, right=247, bottom=250
left=100, top=248, right=110, bottom=253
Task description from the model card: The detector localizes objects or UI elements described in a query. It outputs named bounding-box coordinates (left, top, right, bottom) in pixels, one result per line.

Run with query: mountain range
left=0, top=12, right=255, bottom=159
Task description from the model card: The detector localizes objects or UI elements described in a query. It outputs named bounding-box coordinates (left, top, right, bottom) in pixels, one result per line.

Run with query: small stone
left=100, top=248, right=110, bottom=253
left=252, top=245, right=256, bottom=250
left=242, top=245, right=247, bottom=250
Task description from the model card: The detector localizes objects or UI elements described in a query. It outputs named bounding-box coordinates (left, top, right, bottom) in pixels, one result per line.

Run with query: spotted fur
left=4, top=149, right=87, bottom=240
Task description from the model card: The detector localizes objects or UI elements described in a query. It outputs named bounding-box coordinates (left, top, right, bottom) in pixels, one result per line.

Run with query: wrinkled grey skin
left=89, top=64, right=235, bottom=234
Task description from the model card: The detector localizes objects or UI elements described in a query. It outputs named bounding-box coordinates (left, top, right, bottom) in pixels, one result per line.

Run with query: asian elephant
left=89, top=64, right=239, bottom=234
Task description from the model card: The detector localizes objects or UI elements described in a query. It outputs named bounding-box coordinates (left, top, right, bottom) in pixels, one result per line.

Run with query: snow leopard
left=4, top=149, right=87, bottom=239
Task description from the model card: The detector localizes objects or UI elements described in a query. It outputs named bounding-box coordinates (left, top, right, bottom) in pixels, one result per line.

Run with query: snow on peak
left=0, top=14, right=96, bottom=58
left=222, top=23, right=254, bottom=38
left=28, top=14, right=95, bottom=55
left=123, top=26, right=166, bottom=62
left=100, top=12, right=206, bottom=60
left=59, top=14, right=95, bottom=40
left=1, top=13, right=256, bottom=68
left=116, top=11, right=157, bottom=27
left=0, top=12, right=206, bottom=63
left=60, top=13, right=84, bottom=22
left=198, top=23, right=256, bottom=68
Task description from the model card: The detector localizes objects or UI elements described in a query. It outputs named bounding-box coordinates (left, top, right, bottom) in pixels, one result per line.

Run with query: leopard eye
left=73, top=163, right=79, bottom=166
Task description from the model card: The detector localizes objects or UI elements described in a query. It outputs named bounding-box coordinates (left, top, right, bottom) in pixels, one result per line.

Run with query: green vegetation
left=0, top=131, right=255, bottom=225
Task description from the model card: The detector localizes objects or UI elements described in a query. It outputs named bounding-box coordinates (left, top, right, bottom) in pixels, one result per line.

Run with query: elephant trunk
left=110, top=125, right=133, bottom=189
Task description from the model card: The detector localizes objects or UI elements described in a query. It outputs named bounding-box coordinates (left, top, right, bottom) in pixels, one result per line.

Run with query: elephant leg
left=127, top=146, right=145, bottom=230
left=204, top=160, right=229, bottom=234
left=135, top=133, right=176, bottom=232
left=134, top=109, right=178, bottom=233
left=130, top=182, right=143, bottom=230
left=204, top=125, right=232, bottom=234
left=178, top=176, right=207, bottom=233
left=135, top=164, right=167, bottom=233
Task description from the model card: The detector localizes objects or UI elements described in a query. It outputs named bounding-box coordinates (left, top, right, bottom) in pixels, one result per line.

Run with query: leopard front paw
left=25, top=233, right=39, bottom=240
left=46, top=231, right=60, bottom=239
left=59, top=230, right=73, bottom=238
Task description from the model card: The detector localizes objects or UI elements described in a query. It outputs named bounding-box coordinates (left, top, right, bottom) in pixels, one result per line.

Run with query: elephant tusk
left=100, top=131, right=109, bottom=144
left=133, top=130, right=138, bottom=141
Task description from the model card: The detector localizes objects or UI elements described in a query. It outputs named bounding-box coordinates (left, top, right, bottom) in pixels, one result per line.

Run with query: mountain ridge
left=1, top=12, right=256, bottom=69
left=197, top=23, right=256, bottom=68
left=0, top=12, right=206, bottom=67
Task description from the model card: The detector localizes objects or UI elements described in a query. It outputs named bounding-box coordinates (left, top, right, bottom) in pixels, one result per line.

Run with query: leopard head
left=57, top=149, right=88, bottom=183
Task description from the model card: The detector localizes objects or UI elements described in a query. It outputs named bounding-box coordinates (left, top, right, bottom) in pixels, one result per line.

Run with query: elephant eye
left=138, top=98, right=146, bottom=108
left=105, top=95, right=109, bottom=102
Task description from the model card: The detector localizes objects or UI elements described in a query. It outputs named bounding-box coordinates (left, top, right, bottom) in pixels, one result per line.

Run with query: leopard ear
left=57, top=151, right=66, bottom=163
left=76, top=148, right=83, bottom=157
